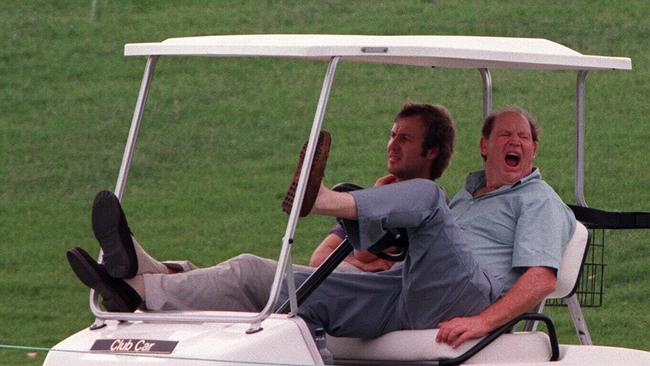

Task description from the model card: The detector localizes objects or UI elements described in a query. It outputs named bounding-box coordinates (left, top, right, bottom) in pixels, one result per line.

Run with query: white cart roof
left=124, top=34, right=631, bottom=71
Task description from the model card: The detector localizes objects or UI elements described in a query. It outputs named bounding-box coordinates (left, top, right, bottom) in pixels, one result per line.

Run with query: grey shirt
left=449, top=168, right=576, bottom=291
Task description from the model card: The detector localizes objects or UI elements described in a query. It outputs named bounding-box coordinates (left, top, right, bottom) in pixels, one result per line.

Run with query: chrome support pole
left=88, top=291, right=106, bottom=330
left=114, top=56, right=159, bottom=200
left=575, top=71, right=588, bottom=207
left=479, top=68, right=493, bottom=120
left=566, top=294, right=593, bottom=345
left=249, top=56, right=340, bottom=331
left=286, top=252, right=299, bottom=316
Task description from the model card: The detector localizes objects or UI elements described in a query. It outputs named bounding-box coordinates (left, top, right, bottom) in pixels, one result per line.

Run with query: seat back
left=548, top=221, right=589, bottom=299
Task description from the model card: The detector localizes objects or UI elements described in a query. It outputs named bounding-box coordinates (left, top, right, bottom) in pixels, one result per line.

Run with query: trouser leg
left=131, top=237, right=198, bottom=274
left=294, top=270, right=402, bottom=338
left=142, top=254, right=278, bottom=311
left=160, top=260, right=198, bottom=273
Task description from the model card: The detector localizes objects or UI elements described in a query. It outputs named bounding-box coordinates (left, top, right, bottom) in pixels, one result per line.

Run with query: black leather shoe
left=66, top=247, right=142, bottom=312
left=92, top=190, right=138, bottom=278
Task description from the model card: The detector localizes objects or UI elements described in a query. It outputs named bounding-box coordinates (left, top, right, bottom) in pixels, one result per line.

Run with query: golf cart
left=44, top=35, right=650, bottom=365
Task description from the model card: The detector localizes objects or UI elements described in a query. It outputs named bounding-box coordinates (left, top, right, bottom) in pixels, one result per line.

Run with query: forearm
left=312, top=184, right=357, bottom=219
left=479, top=267, right=557, bottom=330
left=309, top=234, right=344, bottom=267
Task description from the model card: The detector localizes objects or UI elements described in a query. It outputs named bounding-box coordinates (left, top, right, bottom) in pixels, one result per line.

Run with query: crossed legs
left=67, top=184, right=357, bottom=314
left=67, top=191, right=277, bottom=313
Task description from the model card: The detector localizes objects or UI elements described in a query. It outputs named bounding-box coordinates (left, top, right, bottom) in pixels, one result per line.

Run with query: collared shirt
left=449, top=168, right=576, bottom=291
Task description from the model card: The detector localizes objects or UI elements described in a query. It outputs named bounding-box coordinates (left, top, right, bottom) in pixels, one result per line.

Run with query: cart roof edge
left=124, top=34, right=631, bottom=71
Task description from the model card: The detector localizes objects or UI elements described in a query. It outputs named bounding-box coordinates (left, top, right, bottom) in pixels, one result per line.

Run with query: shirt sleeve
left=512, top=192, right=576, bottom=271
left=328, top=223, right=347, bottom=239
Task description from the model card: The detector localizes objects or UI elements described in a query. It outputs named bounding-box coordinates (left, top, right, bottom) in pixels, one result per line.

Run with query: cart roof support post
left=575, top=70, right=589, bottom=207
left=479, top=68, right=492, bottom=120
left=271, top=56, right=341, bottom=326
left=115, top=56, right=159, bottom=200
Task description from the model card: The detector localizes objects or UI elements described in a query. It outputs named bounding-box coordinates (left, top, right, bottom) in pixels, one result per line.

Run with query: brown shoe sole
left=282, top=131, right=331, bottom=217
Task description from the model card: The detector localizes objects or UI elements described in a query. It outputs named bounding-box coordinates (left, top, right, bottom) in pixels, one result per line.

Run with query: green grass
left=1, top=1, right=649, bottom=364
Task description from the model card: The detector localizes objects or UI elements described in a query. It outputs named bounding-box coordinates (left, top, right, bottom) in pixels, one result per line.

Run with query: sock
left=132, top=237, right=172, bottom=275
left=125, top=275, right=145, bottom=300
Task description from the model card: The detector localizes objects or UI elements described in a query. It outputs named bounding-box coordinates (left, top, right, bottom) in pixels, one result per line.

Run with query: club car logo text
left=91, top=339, right=178, bottom=354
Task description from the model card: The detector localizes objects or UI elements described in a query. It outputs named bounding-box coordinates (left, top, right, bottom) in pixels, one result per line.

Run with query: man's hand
left=436, top=316, right=491, bottom=348
left=375, top=174, right=398, bottom=186
left=344, top=255, right=394, bottom=272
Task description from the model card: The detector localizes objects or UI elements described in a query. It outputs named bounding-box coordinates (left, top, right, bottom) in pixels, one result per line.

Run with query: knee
left=231, top=253, right=265, bottom=271
left=230, top=254, right=277, bottom=279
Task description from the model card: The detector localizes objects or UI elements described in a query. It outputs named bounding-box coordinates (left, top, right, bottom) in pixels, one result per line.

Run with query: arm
left=436, top=266, right=557, bottom=348
left=309, top=233, right=394, bottom=272
left=309, top=233, right=345, bottom=267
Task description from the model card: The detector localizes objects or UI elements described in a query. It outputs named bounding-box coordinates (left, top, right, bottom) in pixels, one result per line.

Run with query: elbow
left=539, top=273, right=558, bottom=298
left=543, top=279, right=557, bottom=297
left=527, top=266, right=558, bottom=299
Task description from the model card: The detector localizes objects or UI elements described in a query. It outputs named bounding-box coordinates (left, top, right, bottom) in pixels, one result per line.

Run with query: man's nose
left=507, top=136, right=521, bottom=145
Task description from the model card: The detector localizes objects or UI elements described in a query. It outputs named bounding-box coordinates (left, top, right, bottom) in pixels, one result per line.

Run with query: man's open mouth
left=505, top=152, right=520, bottom=167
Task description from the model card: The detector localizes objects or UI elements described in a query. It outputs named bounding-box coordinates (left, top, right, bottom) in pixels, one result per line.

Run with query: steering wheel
left=367, top=228, right=408, bottom=261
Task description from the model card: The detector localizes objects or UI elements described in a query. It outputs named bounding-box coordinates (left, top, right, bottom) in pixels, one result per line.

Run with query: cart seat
left=328, top=329, right=552, bottom=364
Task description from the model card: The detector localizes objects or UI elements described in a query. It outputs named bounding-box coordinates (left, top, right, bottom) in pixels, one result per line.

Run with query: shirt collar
left=465, top=167, right=541, bottom=196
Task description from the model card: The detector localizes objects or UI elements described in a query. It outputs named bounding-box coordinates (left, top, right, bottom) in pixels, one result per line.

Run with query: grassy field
left=1, top=1, right=649, bottom=365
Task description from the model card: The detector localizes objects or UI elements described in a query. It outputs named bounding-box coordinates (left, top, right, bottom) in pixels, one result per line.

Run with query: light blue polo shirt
left=449, top=168, right=576, bottom=291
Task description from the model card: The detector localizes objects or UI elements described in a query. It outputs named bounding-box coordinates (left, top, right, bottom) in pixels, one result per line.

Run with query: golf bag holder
left=546, top=204, right=650, bottom=308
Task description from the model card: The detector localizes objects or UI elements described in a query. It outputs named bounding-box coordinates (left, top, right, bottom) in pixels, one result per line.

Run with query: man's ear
left=426, top=147, right=439, bottom=160
left=479, top=137, right=488, bottom=158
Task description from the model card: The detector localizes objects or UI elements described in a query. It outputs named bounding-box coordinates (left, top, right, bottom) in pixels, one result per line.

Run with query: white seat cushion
left=549, top=221, right=589, bottom=299
left=328, top=329, right=552, bottom=364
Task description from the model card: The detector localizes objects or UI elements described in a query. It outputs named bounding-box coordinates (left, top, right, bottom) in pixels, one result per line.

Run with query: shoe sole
left=282, top=131, right=331, bottom=217
left=92, top=190, right=138, bottom=278
left=66, top=247, right=141, bottom=312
